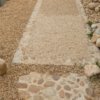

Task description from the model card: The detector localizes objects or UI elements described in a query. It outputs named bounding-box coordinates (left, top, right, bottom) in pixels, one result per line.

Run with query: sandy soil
left=82, top=0, right=100, bottom=23
left=0, top=0, right=100, bottom=100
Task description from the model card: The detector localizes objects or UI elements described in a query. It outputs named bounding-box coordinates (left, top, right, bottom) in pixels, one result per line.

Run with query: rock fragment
left=91, top=33, right=100, bottom=43
left=88, top=2, right=97, bottom=10
left=0, top=58, right=7, bottom=76
left=84, top=64, right=100, bottom=77
left=96, top=38, right=100, bottom=47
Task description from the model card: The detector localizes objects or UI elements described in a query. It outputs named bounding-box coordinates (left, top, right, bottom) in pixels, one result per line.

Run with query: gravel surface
left=0, top=0, right=37, bottom=99
left=82, top=0, right=100, bottom=23
left=0, top=0, right=100, bottom=99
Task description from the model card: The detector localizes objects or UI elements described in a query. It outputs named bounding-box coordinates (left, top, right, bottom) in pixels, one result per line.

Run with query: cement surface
left=13, top=0, right=99, bottom=65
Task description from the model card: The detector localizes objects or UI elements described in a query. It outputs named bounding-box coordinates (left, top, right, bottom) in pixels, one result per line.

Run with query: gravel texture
left=82, top=0, right=100, bottom=23
left=0, top=0, right=100, bottom=100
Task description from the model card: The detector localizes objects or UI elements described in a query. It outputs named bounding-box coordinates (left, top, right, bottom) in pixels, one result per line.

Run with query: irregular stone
left=95, top=6, right=100, bottom=12
left=67, top=81, right=74, bottom=84
left=72, top=96, right=79, bottom=100
left=96, top=23, right=100, bottom=28
left=33, top=95, right=44, bottom=100
left=28, top=85, right=41, bottom=93
left=95, top=28, right=100, bottom=35
left=59, top=90, right=65, bottom=98
left=88, top=2, right=97, bottom=10
left=74, top=85, right=79, bottom=88
left=65, top=92, right=71, bottom=99
left=44, top=81, right=55, bottom=87
left=64, top=85, right=71, bottom=91
left=77, top=79, right=85, bottom=86
left=77, top=78, right=80, bottom=82
left=84, top=64, right=100, bottom=77
left=52, top=74, right=60, bottom=81
left=19, top=90, right=31, bottom=99
left=19, top=75, right=32, bottom=83
left=33, top=79, right=37, bottom=83
left=79, top=81, right=85, bottom=86
left=0, top=0, right=6, bottom=7
left=0, top=58, right=7, bottom=76
left=91, top=24, right=97, bottom=29
left=91, top=33, right=100, bottom=43
left=73, top=89, right=79, bottom=94
left=96, top=38, right=100, bottom=47
left=17, top=82, right=27, bottom=89
left=86, top=88, right=94, bottom=96
left=85, top=95, right=93, bottom=100
left=38, top=78, right=44, bottom=84
left=56, top=85, right=61, bottom=90
left=42, top=87, right=56, bottom=97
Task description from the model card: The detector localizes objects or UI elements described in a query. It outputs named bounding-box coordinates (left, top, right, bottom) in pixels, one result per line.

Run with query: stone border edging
left=12, top=0, right=43, bottom=64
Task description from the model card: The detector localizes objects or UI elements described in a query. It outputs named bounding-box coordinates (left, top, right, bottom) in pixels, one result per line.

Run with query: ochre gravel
left=0, top=0, right=100, bottom=99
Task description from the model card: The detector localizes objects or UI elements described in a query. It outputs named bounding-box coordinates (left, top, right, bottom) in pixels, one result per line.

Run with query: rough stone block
left=0, top=58, right=7, bottom=76
left=0, top=0, right=6, bottom=7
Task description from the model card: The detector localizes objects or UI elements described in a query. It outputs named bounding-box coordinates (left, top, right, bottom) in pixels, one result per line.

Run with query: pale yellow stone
left=96, top=38, right=100, bottom=47
left=91, top=34, right=100, bottom=43
left=84, top=64, right=100, bottom=77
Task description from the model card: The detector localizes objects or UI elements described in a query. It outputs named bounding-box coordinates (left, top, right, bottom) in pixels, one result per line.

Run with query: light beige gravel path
left=13, top=0, right=100, bottom=65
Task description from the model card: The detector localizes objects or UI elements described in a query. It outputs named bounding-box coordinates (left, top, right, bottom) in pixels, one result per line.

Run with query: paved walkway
left=13, top=0, right=100, bottom=99
left=12, top=0, right=99, bottom=65
left=17, top=72, right=95, bottom=100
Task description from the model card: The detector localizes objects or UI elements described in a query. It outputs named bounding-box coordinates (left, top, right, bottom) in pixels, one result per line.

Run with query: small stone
left=42, top=87, right=56, bottom=97
left=19, top=75, right=32, bottom=83
left=91, top=24, right=97, bottom=29
left=95, top=6, right=100, bottom=12
left=64, top=85, right=71, bottom=91
left=74, top=85, right=79, bottom=88
left=79, top=81, right=85, bottom=86
left=33, top=79, right=37, bottom=83
left=59, top=90, right=65, bottom=98
left=56, top=85, right=61, bottom=90
left=86, top=88, right=94, bottom=96
left=0, top=59, right=7, bottom=76
left=52, top=74, right=60, bottom=81
left=33, top=95, right=44, bottom=100
left=77, top=78, right=80, bottom=82
left=65, top=92, right=71, bottom=99
left=44, top=81, right=55, bottom=87
left=85, top=95, right=93, bottom=100
left=88, top=2, right=97, bottom=10
left=84, top=64, right=100, bottom=77
left=72, top=97, right=77, bottom=100
left=95, top=28, right=100, bottom=35
left=19, top=90, right=31, bottom=99
left=67, top=81, right=74, bottom=84
left=17, top=82, right=27, bottom=89
left=0, top=0, right=6, bottom=6
left=38, top=78, right=44, bottom=84
left=96, top=38, right=100, bottom=47
left=28, top=85, right=41, bottom=93
left=91, top=33, right=100, bottom=43
left=73, top=89, right=79, bottom=94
